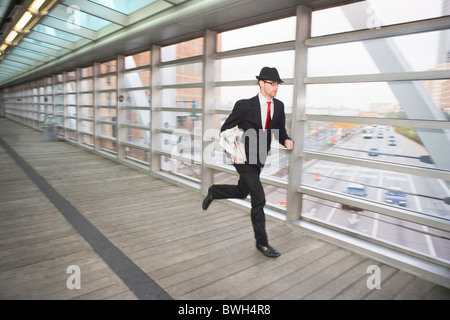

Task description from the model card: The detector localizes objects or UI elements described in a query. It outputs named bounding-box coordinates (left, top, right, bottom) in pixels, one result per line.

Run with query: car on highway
left=368, top=147, right=379, bottom=156
left=388, top=135, right=396, bottom=146
left=377, top=131, right=384, bottom=138
left=384, top=188, right=407, bottom=207
left=342, top=184, right=366, bottom=211
left=363, top=127, right=373, bottom=139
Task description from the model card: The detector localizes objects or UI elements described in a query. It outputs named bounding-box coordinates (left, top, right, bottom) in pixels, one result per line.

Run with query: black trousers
left=210, top=164, right=268, bottom=246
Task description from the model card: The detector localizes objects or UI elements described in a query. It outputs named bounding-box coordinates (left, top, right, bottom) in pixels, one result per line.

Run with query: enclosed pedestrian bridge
left=0, top=0, right=449, bottom=300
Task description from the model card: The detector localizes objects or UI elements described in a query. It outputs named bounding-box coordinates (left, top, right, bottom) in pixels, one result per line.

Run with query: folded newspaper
left=219, top=126, right=247, bottom=164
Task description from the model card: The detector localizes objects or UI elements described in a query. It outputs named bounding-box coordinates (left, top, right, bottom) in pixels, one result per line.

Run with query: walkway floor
left=0, top=118, right=449, bottom=300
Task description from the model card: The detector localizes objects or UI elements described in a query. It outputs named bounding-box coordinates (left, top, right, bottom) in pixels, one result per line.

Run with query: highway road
left=300, top=126, right=450, bottom=263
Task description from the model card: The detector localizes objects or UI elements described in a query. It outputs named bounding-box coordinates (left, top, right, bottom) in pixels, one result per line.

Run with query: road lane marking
left=407, top=174, right=437, bottom=257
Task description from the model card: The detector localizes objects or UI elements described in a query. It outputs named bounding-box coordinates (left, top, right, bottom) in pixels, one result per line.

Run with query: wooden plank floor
left=0, top=118, right=449, bottom=300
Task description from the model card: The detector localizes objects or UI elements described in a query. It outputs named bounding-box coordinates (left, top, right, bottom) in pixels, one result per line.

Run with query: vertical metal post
left=286, top=5, right=311, bottom=223
left=151, top=45, right=162, bottom=172
left=201, top=29, right=217, bottom=192
left=62, top=72, right=67, bottom=140
left=0, top=88, right=4, bottom=118
left=117, top=55, right=126, bottom=160
left=76, top=68, right=82, bottom=145
left=93, top=62, right=101, bottom=153
left=51, top=75, right=56, bottom=119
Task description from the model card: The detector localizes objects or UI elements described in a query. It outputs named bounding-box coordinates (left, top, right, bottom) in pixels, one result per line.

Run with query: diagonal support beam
left=341, top=3, right=450, bottom=170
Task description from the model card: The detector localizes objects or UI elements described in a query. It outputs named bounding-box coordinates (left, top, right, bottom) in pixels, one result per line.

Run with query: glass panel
left=161, top=62, right=203, bottom=85
left=101, top=123, right=116, bottom=138
left=308, top=31, right=449, bottom=77
left=33, top=25, right=81, bottom=42
left=81, top=93, right=93, bottom=105
left=81, top=79, right=93, bottom=91
left=100, top=92, right=117, bottom=106
left=303, top=157, right=450, bottom=219
left=90, top=0, right=157, bottom=14
left=81, top=107, right=93, bottom=119
left=81, top=134, right=94, bottom=147
left=65, top=118, right=77, bottom=130
left=159, top=128, right=201, bottom=158
left=66, top=106, right=76, bottom=117
left=125, top=51, right=151, bottom=69
left=22, top=37, right=63, bottom=50
left=161, top=155, right=201, bottom=181
left=218, top=16, right=296, bottom=51
left=82, top=67, right=93, bottom=78
left=56, top=106, right=64, bottom=117
left=67, top=130, right=77, bottom=141
left=126, top=128, right=150, bottom=146
left=161, top=38, right=204, bottom=62
left=66, top=81, right=76, bottom=93
left=311, top=0, right=445, bottom=37
left=215, top=51, right=295, bottom=82
left=160, top=110, right=202, bottom=134
left=305, top=120, right=447, bottom=169
left=67, top=71, right=77, bottom=81
left=66, top=94, right=76, bottom=105
left=125, top=90, right=150, bottom=107
left=81, top=120, right=94, bottom=133
left=306, top=81, right=450, bottom=119
left=55, top=95, right=63, bottom=104
left=161, top=88, right=202, bottom=109
left=100, top=76, right=117, bottom=90
left=101, top=140, right=116, bottom=153
left=100, top=60, right=117, bottom=74
left=99, top=107, right=117, bottom=122
left=50, top=4, right=110, bottom=31
left=56, top=83, right=63, bottom=93
left=125, top=109, right=150, bottom=127
left=301, top=193, right=450, bottom=264
left=125, top=71, right=150, bottom=88
left=124, top=146, right=149, bottom=164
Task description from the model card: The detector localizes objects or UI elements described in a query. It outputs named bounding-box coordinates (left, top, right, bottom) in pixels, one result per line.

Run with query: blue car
left=342, top=184, right=366, bottom=211
left=385, top=189, right=407, bottom=207
left=388, top=136, right=396, bottom=146
left=369, top=147, right=379, bottom=156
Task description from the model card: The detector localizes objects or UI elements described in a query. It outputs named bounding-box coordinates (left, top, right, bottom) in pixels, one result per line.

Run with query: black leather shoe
left=202, top=187, right=213, bottom=210
left=256, top=243, right=281, bottom=258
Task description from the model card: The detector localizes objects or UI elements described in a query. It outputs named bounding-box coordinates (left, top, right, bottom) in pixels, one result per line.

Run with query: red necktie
left=264, top=101, right=272, bottom=131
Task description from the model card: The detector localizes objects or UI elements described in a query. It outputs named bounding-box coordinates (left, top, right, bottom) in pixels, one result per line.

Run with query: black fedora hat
left=256, top=67, right=284, bottom=83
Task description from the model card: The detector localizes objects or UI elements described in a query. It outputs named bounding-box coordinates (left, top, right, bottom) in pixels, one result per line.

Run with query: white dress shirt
left=258, top=93, right=273, bottom=129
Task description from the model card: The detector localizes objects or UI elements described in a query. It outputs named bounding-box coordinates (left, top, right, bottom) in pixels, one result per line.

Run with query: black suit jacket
left=221, top=95, right=292, bottom=167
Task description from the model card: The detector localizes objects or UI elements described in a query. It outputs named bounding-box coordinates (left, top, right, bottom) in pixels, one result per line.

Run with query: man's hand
left=285, top=139, right=294, bottom=151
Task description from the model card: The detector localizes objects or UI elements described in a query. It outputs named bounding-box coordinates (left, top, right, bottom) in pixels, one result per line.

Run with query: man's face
left=260, top=80, right=279, bottom=99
